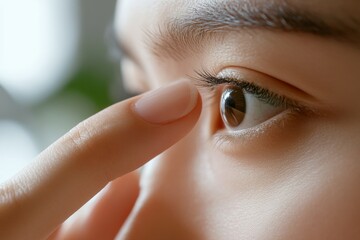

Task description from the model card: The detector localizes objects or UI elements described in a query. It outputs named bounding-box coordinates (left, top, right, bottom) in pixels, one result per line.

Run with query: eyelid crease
left=191, top=69, right=319, bottom=116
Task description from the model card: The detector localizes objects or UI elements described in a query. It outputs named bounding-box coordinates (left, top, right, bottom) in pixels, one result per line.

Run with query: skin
left=115, top=0, right=360, bottom=239
left=1, top=0, right=360, bottom=239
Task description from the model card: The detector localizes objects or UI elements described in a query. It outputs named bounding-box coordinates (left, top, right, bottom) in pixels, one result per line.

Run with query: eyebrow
left=143, top=0, right=360, bottom=60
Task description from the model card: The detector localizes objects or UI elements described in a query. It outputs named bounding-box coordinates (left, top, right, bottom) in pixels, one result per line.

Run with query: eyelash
left=193, top=69, right=308, bottom=113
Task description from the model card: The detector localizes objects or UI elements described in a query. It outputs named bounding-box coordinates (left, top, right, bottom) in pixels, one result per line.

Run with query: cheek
left=196, top=150, right=360, bottom=239
left=274, top=160, right=360, bottom=239
left=198, top=112, right=360, bottom=239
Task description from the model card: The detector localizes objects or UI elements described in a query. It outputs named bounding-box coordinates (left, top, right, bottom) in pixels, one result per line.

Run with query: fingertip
left=133, top=80, right=201, bottom=124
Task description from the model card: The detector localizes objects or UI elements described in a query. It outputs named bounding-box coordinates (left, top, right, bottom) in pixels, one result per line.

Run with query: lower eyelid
left=210, top=110, right=299, bottom=155
left=199, top=76, right=320, bottom=155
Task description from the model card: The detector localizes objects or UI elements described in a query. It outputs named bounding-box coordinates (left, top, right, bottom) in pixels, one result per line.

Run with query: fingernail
left=133, top=80, right=199, bottom=124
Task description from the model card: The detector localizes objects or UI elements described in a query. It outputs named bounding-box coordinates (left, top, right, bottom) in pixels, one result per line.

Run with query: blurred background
left=0, top=0, right=125, bottom=182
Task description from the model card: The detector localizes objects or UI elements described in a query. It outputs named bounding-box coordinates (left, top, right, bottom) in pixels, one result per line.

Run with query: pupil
left=220, top=87, right=246, bottom=128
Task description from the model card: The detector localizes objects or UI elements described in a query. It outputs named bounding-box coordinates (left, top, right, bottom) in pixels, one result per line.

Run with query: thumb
left=0, top=80, right=201, bottom=240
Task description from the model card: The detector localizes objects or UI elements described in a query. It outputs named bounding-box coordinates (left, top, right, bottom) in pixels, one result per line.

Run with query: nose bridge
left=116, top=130, right=207, bottom=240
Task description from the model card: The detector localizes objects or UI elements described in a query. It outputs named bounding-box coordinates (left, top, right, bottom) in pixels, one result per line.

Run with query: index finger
left=0, top=80, right=201, bottom=239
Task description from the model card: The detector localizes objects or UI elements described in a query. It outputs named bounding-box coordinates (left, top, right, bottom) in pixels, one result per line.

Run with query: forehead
left=115, top=0, right=186, bottom=36
left=116, top=0, right=359, bottom=23
left=115, top=0, right=359, bottom=46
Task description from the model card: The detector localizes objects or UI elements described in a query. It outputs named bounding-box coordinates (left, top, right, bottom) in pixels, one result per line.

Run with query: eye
left=220, top=87, right=246, bottom=128
left=220, top=85, right=285, bottom=131
left=193, top=68, right=312, bottom=134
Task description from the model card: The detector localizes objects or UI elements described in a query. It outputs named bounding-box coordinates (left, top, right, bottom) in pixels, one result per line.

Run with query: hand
left=0, top=80, right=201, bottom=239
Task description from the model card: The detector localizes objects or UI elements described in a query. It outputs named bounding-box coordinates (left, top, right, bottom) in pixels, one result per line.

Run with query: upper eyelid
left=195, top=72, right=298, bottom=108
left=191, top=69, right=319, bottom=115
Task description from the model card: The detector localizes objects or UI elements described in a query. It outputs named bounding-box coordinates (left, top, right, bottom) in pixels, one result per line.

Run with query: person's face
left=114, top=0, right=360, bottom=239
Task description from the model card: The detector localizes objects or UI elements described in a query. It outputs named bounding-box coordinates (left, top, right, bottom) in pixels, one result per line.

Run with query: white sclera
left=220, top=87, right=284, bottom=131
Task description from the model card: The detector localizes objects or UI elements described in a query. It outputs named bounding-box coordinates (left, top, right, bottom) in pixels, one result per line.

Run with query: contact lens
left=220, top=87, right=246, bottom=128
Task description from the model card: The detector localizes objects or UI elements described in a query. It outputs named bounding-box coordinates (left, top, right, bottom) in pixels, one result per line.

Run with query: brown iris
left=220, top=87, right=246, bottom=128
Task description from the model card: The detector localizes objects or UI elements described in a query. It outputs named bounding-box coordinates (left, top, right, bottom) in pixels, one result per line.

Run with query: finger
left=50, top=172, right=139, bottom=240
left=0, top=80, right=201, bottom=239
